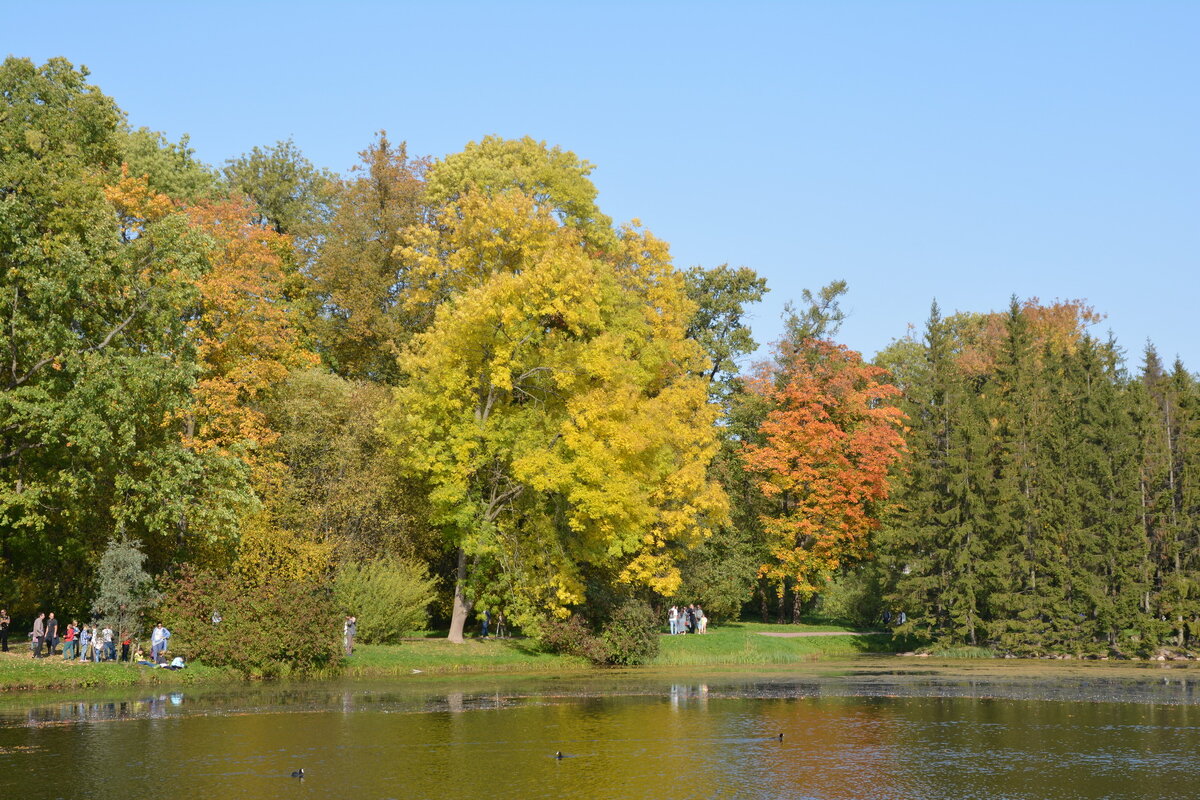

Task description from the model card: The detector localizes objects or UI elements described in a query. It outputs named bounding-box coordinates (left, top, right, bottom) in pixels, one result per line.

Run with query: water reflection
left=668, top=682, right=708, bottom=710
left=3, top=670, right=1200, bottom=799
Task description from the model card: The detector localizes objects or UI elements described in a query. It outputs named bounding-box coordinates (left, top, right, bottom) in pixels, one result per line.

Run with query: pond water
left=2, top=662, right=1199, bottom=799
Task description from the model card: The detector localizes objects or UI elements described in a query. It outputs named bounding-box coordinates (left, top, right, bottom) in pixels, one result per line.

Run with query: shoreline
left=5, top=620, right=1195, bottom=698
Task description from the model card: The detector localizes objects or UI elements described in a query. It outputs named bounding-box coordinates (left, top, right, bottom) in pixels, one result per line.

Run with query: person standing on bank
left=102, top=624, right=115, bottom=661
left=61, top=621, right=77, bottom=660
left=31, top=612, right=45, bottom=658
left=45, top=612, right=58, bottom=656
left=343, top=616, right=356, bottom=656
left=78, top=624, right=92, bottom=662
left=150, top=623, right=166, bottom=662
left=0, top=608, right=9, bottom=652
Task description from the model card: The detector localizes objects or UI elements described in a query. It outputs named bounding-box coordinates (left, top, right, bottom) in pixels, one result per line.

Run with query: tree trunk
left=447, top=547, right=473, bottom=644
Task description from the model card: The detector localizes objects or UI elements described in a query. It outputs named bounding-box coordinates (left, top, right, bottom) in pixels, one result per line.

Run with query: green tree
left=880, top=301, right=993, bottom=646
left=683, top=264, right=768, bottom=397
left=0, top=58, right=239, bottom=613
left=222, top=137, right=338, bottom=253
left=91, top=535, right=160, bottom=639
left=118, top=127, right=219, bottom=203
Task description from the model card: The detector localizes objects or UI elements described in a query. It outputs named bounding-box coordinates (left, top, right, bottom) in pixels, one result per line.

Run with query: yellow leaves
left=235, top=510, right=332, bottom=588
left=385, top=190, right=727, bottom=620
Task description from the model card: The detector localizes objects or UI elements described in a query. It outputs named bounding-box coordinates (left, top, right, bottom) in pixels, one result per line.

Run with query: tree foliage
left=91, top=535, right=160, bottom=637
left=12, top=55, right=1200, bottom=664
left=744, top=338, right=906, bottom=602
left=424, top=135, right=613, bottom=246
left=383, top=191, right=726, bottom=636
left=333, top=556, right=438, bottom=644
left=313, top=132, right=427, bottom=381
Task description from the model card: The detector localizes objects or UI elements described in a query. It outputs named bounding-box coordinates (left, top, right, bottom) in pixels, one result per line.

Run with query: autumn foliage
left=185, top=198, right=318, bottom=480
left=744, top=339, right=906, bottom=599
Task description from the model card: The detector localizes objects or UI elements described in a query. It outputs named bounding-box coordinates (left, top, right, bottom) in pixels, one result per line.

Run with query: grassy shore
left=0, top=648, right=233, bottom=692
left=0, top=622, right=899, bottom=693
left=652, top=622, right=895, bottom=666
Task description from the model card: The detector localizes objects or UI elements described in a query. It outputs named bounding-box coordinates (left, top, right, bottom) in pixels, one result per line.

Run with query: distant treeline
left=873, top=300, right=1200, bottom=656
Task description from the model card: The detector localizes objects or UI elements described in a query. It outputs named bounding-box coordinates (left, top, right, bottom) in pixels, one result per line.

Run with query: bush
left=813, top=566, right=884, bottom=627
left=601, top=599, right=660, bottom=665
left=160, top=565, right=342, bottom=677
left=539, top=599, right=660, bottom=666
left=539, top=614, right=608, bottom=664
left=333, top=556, right=437, bottom=644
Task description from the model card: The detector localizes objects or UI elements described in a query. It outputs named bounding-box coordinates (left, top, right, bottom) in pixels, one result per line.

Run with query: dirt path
left=756, top=631, right=886, bottom=638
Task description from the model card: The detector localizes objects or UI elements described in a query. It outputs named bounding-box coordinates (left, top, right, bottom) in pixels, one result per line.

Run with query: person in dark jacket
left=0, top=609, right=9, bottom=652
left=45, top=613, right=58, bottom=656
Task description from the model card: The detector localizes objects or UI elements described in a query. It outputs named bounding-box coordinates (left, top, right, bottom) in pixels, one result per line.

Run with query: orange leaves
left=104, top=165, right=175, bottom=234
left=954, top=298, right=1101, bottom=376
left=744, top=339, right=906, bottom=597
left=185, top=198, right=317, bottom=483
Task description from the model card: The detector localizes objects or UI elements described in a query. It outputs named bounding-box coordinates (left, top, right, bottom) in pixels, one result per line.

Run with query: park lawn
left=342, top=636, right=590, bottom=677
left=347, top=622, right=899, bottom=675
left=652, top=622, right=896, bottom=666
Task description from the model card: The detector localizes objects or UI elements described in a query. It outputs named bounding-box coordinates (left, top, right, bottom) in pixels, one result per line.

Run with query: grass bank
left=341, top=622, right=900, bottom=677
left=0, top=648, right=233, bottom=692
left=0, top=622, right=901, bottom=693
left=340, top=636, right=589, bottom=677
left=652, top=622, right=896, bottom=667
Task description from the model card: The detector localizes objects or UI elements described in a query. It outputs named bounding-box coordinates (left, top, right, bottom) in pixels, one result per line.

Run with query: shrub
left=601, top=599, right=660, bottom=665
left=813, top=566, right=884, bottom=627
left=539, top=614, right=608, bottom=663
left=539, top=599, right=660, bottom=666
left=160, top=565, right=342, bottom=677
left=333, top=556, right=437, bottom=643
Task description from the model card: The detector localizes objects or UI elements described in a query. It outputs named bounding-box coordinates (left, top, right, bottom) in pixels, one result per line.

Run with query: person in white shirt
left=150, top=623, right=166, bottom=662
left=102, top=625, right=115, bottom=661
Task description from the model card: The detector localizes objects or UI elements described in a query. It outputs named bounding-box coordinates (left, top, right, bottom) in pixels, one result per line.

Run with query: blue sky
left=7, top=1, right=1197, bottom=370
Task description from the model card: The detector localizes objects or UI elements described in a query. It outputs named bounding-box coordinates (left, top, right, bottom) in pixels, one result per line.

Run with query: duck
left=554, top=751, right=564, bottom=760
left=777, top=733, right=784, bottom=742
left=291, top=769, right=305, bottom=778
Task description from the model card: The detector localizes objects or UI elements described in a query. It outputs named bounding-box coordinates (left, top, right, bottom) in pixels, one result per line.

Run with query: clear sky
left=7, top=1, right=1197, bottom=370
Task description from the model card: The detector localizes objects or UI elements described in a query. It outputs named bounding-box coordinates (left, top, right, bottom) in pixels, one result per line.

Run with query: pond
left=2, top=661, right=1199, bottom=799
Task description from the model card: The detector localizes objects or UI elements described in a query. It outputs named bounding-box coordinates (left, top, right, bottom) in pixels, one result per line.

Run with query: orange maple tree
left=743, top=339, right=907, bottom=600
left=185, top=198, right=318, bottom=484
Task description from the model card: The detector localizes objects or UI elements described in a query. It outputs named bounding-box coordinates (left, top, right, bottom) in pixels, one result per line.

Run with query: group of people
left=478, top=609, right=508, bottom=638
left=13, top=611, right=171, bottom=664
left=668, top=604, right=707, bottom=635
